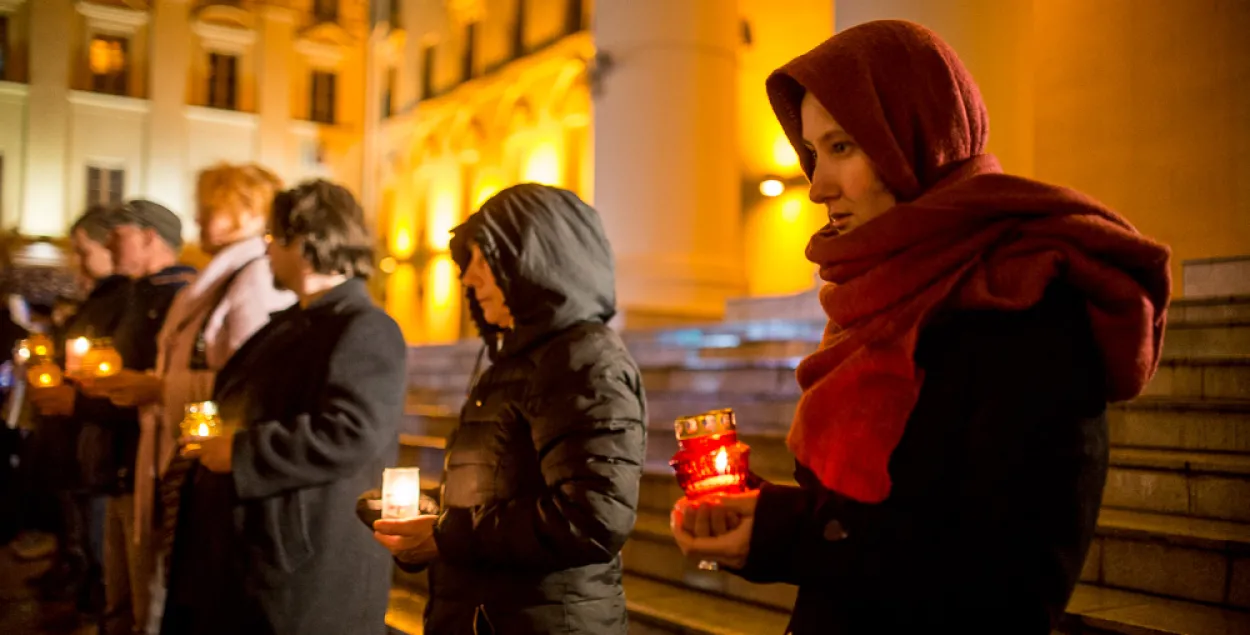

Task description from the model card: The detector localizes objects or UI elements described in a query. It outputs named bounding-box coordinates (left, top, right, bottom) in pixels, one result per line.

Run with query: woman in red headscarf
left=671, top=20, right=1170, bottom=634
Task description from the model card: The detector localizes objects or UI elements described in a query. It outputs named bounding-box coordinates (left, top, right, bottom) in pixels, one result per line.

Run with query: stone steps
left=1141, top=356, right=1250, bottom=401
left=1103, top=449, right=1250, bottom=522
left=1110, top=399, right=1250, bottom=454
left=406, top=354, right=1250, bottom=427
left=1084, top=508, right=1250, bottom=611
left=1183, top=257, right=1250, bottom=298
left=386, top=578, right=1250, bottom=635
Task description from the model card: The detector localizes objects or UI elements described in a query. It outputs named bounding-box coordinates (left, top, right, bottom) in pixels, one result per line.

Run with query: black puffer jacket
left=426, top=184, right=647, bottom=635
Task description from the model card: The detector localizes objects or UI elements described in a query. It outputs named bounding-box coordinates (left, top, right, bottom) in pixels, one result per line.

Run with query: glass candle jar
left=180, top=400, right=223, bottom=451
left=382, top=467, right=422, bottom=520
left=669, top=408, right=752, bottom=500
left=82, top=338, right=122, bottom=378
left=26, top=361, right=63, bottom=388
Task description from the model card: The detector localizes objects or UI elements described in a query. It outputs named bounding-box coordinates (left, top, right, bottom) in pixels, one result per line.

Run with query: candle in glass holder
left=82, top=338, right=122, bottom=378
left=670, top=408, right=752, bottom=572
left=26, top=334, right=53, bottom=360
left=15, top=334, right=54, bottom=365
left=65, top=337, right=91, bottom=377
left=669, top=409, right=751, bottom=499
left=382, top=467, right=422, bottom=520
left=26, top=361, right=63, bottom=388
left=179, top=401, right=222, bottom=452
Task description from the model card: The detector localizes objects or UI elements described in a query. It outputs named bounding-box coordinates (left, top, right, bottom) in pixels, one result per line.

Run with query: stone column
left=593, top=0, right=745, bottom=326
left=145, top=0, right=192, bottom=222
left=834, top=0, right=1036, bottom=178
left=21, top=0, right=73, bottom=235
left=256, top=5, right=294, bottom=179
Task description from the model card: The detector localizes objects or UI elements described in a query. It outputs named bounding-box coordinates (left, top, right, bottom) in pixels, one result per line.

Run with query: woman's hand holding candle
left=671, top=490, right=760, bottom=570
left=373, top=516, right=440, bottom=566
left=180, top=433, right=234, bottom=473
left=29, top=384, right=76, bottom=417
left=91, top=370, right=163, bottom=407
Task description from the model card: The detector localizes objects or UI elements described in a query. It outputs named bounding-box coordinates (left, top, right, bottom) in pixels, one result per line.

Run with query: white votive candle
left=382, top=467, right=422, bottom=520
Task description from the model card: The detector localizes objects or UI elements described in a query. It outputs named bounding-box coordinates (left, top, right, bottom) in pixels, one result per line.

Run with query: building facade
left=367, top=0, right=834, bottom=343
left=0, top=0, right=370, bottom=246
left=368, top=0, right=1250, bottom=345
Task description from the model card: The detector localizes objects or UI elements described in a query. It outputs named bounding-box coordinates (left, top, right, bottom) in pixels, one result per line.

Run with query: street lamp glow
left=760, top=178, right=785, bottom=197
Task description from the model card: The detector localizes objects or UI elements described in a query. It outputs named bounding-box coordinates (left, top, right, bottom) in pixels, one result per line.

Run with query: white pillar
left=21, top=0, right=73, bottom=235
left=834, top=0, right=1036, bottom=178
left=145, top=0, right=192, bottom=222
left=593, top=0, right=745, bottom=326
left=256, top=6, right=294, bottom=179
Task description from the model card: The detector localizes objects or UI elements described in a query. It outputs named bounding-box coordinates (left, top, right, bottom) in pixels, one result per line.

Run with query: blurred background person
left=26, top=206, right=131, bottom=626
left=74, top=201, right=194, bottom=635
left=92, top=164, right=294, bottom=622
left=164, top=180, right=405, bottom=635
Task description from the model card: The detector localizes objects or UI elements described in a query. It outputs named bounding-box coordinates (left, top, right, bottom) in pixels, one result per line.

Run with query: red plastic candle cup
left=669, top=409, right=752, bottom=572
left=670, top=408, right=751, bottom=499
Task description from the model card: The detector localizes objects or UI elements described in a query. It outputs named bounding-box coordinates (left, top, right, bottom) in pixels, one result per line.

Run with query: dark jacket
left=738, top=282, right=1109, bottom=634
left=163, top=278, right=406, bottom=635
left=64, top=275, right=131, bottom=344
left=76, top=267, right=193, bottom=494
left=425, top=184, right=647, bottom=634
left=33, top=275, right=130, bottom=492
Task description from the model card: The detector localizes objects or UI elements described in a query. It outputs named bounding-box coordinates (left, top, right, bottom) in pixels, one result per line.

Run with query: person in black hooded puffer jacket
left=373, top=183, right=647, bottom=635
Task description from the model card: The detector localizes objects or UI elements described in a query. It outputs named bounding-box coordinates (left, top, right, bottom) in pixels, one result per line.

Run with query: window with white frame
left=310, top=70, right=337, bottom=124
left=89, top=34, right=128, bottom=96
left=86, top=166, right=124, bottom=208
left=207, top=52, right=238, bottom=110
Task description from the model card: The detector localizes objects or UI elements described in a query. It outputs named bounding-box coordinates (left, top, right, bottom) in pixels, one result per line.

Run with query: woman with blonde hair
left=93, top=162, right=295, bottom=628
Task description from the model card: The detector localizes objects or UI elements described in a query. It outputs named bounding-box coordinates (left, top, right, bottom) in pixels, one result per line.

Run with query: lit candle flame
left=17, top=347, right=30, bottom=362
left=73, top=338, right=91, bottom=355
left=98, top=363, right=111, bottom=374
left=34, top=345, right=47, bottom=357
left=390, top=480, right=418, bottom=507
left=714, top=447, right=729, bottom=474
left=197, top=422, right=209, bottom=438
left=38, top=373, right=52, bottom=386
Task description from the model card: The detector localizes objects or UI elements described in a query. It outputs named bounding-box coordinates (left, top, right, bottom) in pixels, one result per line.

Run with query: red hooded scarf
left=768, top=20, right=1172, bottom=503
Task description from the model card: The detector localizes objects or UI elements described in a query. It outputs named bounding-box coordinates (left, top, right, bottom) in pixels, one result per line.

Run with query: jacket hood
left=449, top=183, right=616, bottom=359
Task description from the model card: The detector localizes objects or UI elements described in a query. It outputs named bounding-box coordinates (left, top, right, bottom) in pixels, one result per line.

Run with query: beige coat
left=133, top=237, right=294, bottom=544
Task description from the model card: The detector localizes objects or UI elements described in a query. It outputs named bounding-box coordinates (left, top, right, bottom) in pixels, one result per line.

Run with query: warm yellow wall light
left=426, top=181, right=460, bottom=252
left=522, top=140, right=562, bottom=186
left=760, top=178, right=785, bottom=197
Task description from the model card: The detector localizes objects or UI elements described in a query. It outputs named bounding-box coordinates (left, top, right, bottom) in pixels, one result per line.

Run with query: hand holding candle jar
left=669, top=409, right=753, bottom=571
left=82, top=338, right=122, bottom=378
left=179, top=401, right=223, bottom=453
left=26, top=360, right=64, bottom=388
left=15, top=334, right=54, bottom=365
left=381, top=467, right=422, bottom=520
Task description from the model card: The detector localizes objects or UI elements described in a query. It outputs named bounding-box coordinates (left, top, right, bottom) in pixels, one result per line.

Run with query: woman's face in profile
left=800, top=92, right=897, bottom=235
left=461, top=242, right=514, bottom=329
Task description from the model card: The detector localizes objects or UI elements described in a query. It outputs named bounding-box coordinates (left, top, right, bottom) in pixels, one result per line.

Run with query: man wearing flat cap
left=75, top=199, right=196, bottom=635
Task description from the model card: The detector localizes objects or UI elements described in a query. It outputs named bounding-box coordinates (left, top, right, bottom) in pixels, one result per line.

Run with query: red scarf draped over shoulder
left=767, top=20, right=1172, bottom=503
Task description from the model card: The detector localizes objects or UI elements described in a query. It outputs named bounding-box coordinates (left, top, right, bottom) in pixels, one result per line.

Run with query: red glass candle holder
left=669, top=409, right=751, bottom=499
